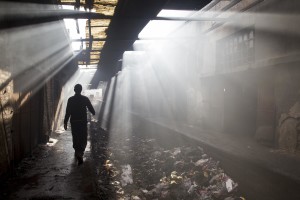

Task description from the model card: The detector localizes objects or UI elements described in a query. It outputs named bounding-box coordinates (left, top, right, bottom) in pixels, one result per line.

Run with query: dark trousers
left=71, top=122, right=87, bottom=157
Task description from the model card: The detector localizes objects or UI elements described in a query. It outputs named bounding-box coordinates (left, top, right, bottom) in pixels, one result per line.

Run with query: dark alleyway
left=2, top=119, right=300, bottom=200
left=2, top=0, right=300, bottom=200
left=0, top=122, right=246, bottom=200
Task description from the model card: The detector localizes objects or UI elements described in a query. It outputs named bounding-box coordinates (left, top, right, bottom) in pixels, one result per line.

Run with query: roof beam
left=59, top=2, right=117, bottom=6
left=71, top=38, right=135, bottom=42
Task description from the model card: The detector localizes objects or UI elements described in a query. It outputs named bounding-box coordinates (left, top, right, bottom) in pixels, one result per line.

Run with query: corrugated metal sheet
left=60, top=0, right=76, bottom=3
left=85, top=27, right=108, bottom=39
left=93, top=4, right=116, bottom=15
left=92, top=41, right=105, bottom=50
left=0, top=69, right=13, bottom=177
left=60, top=0, right=118, bottom=66
left=90, top=54, right=101, bottom=60
left=94, top=0, right=118, bottom=4
left=90, top=19, right=111, bottom=27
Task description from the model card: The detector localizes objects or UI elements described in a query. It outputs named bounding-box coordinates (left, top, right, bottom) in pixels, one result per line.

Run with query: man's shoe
left=77, top=156, right=83, bottom=165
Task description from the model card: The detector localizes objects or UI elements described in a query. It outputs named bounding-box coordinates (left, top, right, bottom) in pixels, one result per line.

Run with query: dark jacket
left=64, top=94, right=95, bottom=124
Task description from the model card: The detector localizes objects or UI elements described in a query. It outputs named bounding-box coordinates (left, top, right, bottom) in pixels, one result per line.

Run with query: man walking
left=64, top=84, right=95, bottom=165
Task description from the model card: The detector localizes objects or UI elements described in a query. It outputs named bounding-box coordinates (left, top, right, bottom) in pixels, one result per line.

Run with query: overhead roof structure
left=1, top=0, right=212, bottom=78
left=59, top=0, right=118, bottom=66
left=57, top=0, right=212, bottom=75
left=99, top=0, right=212, bottom=77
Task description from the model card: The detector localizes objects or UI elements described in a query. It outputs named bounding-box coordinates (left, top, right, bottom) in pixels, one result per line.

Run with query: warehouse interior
left=1, top=0, right=300, bottom=199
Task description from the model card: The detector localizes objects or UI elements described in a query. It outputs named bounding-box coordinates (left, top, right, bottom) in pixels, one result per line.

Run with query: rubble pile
left=90, top=125, right=245, bottom=200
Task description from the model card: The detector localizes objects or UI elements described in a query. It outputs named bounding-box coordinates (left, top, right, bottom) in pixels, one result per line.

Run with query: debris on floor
left=91, top=123, right=245, bottom=200
left=0, top=131, right=98, bottom=200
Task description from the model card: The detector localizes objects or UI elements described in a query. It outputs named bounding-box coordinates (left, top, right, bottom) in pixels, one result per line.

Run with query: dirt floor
left=0, top=130, right=98, bottom=200
left=2, top=119, right=300, bottom=200
left=0, top=122, right=245, bottom=200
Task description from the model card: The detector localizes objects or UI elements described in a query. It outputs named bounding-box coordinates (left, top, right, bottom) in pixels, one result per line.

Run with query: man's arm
left=86, top=97, right=95, bottom=115
left=64, top=99, right=71, bottom=130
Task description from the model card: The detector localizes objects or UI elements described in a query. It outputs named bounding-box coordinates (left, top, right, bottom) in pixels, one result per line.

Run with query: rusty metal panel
left=0, top=70, right=14, bottom=176
left=20, top=95, right=32, bottom=157
left=90, top=19, right=111, bottom=27
left=11, top=102, right=22, bottom=164
left=30, top=92, right=42, bottom=149
left=256, top=81, right=275, bottom=127
left=0, top=32, right=70, bottom=178
left=93, top=4, right=116, bottom=15
left=0, top=110, right=9, bottom=177
left=94, top=0, right=118, bottom=4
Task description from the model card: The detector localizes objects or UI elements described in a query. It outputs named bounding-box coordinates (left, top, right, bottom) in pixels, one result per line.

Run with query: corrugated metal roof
left=85, top=27, right=108, bottom=39
left=59, top=0, right=118, bottom=67
left=90, top=19, right=111, bottom=27
left=93, top=4, right=116, bottom=15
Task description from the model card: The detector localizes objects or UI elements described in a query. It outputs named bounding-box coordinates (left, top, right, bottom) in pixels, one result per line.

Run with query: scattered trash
left=120, top=164, right=133, bottom=186
left=187, top=184, right=197, bottom=194
left=91, top=123, right=243, bottom=200
left=226, top=178, right=234, bottom=192
left=132, top=195, right=141, bottom=200
left=195, top=159, right=209, bottom=166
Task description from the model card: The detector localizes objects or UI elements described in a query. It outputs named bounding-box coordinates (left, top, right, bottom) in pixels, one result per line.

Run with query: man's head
left=74, top=84, right=82, bottom=94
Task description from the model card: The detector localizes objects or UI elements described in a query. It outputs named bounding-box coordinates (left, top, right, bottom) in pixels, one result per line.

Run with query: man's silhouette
left=64, top=84, right=95, bottom=165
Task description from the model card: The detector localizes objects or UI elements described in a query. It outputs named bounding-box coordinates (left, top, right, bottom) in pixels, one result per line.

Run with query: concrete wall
left=274, top=64, right=300, bottom=151
left=194, top=0, right=300, bottom=148
left=102, top=0, right=300, bottom=151
left=168, top=0, right=300, bottom=148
